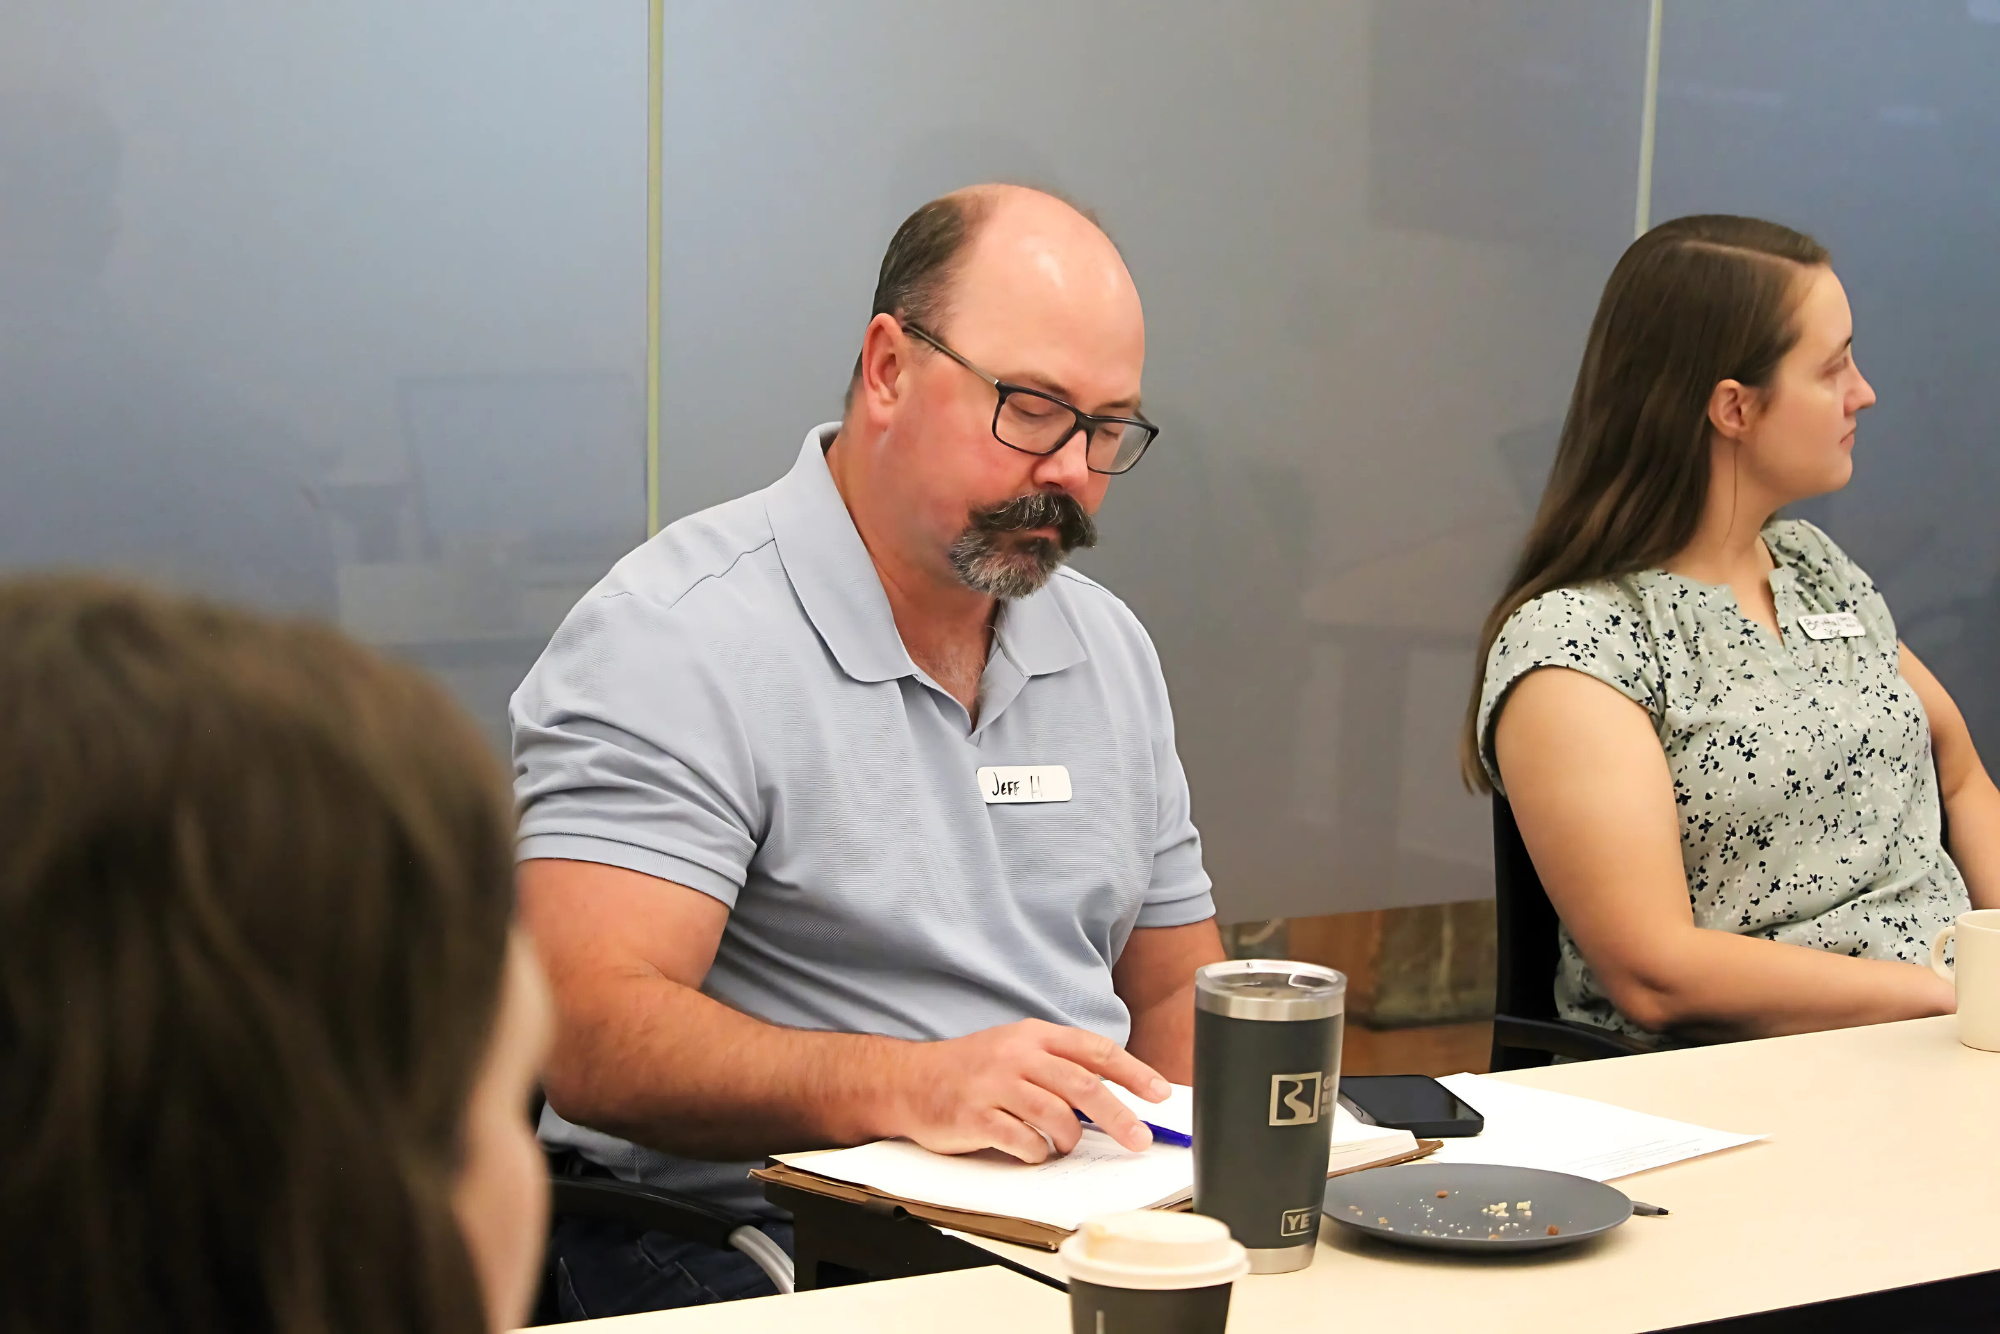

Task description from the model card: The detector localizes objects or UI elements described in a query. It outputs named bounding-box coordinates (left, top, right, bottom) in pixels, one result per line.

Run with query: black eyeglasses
left=902, top=321, right=1159, bottom=475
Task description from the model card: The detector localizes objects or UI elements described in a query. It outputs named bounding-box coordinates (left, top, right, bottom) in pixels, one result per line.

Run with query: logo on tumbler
left=1281, top=1207, right=1316, bottom=1237
left=1267, top=1071, right=1323, bottom=1126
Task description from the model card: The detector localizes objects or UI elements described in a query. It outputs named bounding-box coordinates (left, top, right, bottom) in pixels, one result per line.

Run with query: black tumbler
left=1191, top=959, right=1346, bottom=1273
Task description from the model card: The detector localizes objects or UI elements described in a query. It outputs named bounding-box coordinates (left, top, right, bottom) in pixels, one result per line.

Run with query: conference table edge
left=952, top=1016, right=2000, bottom=1331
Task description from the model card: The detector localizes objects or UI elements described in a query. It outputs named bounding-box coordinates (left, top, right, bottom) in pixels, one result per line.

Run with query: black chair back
left=1489, top=795, right=1653, bottom=1069
left=1492, top=795, right=1563, bottom=1030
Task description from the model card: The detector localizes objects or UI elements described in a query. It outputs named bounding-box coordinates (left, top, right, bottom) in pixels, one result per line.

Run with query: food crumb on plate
left=1547, top=1225, right=1560, bottom=1236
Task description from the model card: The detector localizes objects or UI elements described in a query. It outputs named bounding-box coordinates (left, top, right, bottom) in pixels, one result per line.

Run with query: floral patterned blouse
left=1477, top=519, right=1967, bottom=1040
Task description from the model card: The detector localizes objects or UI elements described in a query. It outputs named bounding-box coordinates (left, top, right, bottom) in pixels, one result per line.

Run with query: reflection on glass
left=0, top=82, right=336, bottom=614
left=658, top=0, right=1649, bottom=918
left=0, top=2, right=647, bottom=755
left=1651, top=0, right=2000, bottom=754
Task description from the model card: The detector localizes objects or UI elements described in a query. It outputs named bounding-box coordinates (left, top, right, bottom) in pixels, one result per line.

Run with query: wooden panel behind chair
left=1489, top=796, right=1654, bottom=1070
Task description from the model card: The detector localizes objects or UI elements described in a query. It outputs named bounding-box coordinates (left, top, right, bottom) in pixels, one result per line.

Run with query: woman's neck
left=1664, top=441, right=1780, bottom=587
left=1663, top=441, right=1788, bottom=636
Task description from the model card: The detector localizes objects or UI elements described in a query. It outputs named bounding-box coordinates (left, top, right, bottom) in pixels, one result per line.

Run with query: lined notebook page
left=781, top=1083, right=1420, bottom=1232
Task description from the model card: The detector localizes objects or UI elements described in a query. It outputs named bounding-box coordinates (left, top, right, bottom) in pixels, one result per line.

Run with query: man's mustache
left=965, top=491, right=1098, bottom=552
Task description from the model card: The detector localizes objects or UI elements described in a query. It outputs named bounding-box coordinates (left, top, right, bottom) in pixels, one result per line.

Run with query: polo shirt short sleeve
left=511, top=424, right=1215, bottom=1210
left=511, top=584, right=761, bottom=906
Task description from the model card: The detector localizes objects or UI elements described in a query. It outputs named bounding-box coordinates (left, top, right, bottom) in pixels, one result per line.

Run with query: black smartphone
left=1337, top=1074, right=1485, bottom=1138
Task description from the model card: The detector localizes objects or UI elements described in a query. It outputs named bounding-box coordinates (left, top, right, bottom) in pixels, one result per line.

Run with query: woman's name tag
left=978, top=765, right=1072, bottom=804
left=1798, top=611, right=1866, bottom=641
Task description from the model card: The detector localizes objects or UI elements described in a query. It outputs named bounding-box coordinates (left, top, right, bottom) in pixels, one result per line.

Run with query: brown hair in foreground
left=0, top=576, right=518, bottom=1334
left=1460, top=214, right=1830, bottom=791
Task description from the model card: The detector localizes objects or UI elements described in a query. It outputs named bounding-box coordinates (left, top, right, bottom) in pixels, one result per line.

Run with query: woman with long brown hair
left=1466, top=215, right=2000, bottom=1045
left=0, top=577, right=551, bottom=1333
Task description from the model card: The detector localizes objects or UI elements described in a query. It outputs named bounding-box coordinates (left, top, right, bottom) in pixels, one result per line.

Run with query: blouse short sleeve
left=1476, top=583, right=1664, bottom=795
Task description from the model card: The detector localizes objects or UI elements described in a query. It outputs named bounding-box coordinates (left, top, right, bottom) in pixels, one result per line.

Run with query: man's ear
left=1707, top=378, right=1761, bottom=443
left=855, top=313, right=910, bottom=419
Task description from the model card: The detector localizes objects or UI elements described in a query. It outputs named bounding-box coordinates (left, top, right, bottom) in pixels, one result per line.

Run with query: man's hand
left=887, top=1019, right=1170, bottom=1163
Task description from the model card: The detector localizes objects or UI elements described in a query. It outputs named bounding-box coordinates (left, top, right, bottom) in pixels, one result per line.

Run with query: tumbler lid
left=1058, top=1210, right=1249, bottom=1291
left=1194, top=959, right=1346, bottom=1021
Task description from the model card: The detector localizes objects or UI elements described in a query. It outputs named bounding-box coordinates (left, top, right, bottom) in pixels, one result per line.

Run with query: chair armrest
left=1492, top=1014, right=1656, bottom=1063
left=549, top=1175, right=761, bottom=1251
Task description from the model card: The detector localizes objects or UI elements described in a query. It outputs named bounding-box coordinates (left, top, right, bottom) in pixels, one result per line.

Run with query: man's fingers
left=1004, top=1081, right=1087, bottom=1156
left=1041, top=1025, right=1170, bottom=1102
left=978, top=1108, right=1053, bottom=1164
left=1030, top=1054, right=1153, bottom=1153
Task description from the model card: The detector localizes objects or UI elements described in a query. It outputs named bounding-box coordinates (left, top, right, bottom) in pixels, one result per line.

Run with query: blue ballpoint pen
left=1073, top=1107, right=1193, bottom=1147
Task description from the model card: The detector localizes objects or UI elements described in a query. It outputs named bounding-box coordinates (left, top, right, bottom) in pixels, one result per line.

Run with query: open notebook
left=751, top=1082, right=1438, bottom=1249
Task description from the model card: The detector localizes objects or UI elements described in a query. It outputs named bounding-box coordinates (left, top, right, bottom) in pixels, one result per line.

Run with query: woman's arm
left=1493, top=666, right=1956, bottom=1041
left=1899, top=644, right=2000, bottom=909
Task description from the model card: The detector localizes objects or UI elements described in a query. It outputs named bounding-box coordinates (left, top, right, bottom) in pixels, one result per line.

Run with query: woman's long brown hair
left=1461, top=214, right=1830, bottom=791
left=0, top=577, right=518, bottom=1333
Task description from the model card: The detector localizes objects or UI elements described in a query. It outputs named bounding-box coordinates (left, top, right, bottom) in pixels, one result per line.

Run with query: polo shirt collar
left=766, top=423, right=1088, bottom=686
left=993, top=578, right=1087, bottom=678
left=767, top=425, right=913, bottom=683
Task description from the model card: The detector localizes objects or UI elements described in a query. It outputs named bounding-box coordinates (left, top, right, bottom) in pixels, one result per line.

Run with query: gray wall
left=1650, top=0, right=2000, bottom=759
left=660, top=1, right=1649, bottom=920
left=0, top=0, right=648, bottom=758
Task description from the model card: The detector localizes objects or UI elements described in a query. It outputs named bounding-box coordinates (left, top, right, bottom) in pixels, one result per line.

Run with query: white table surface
left=968, top=1015, right=2000, bottom=1331
left=523, top=1264, right=1067, bottom=1332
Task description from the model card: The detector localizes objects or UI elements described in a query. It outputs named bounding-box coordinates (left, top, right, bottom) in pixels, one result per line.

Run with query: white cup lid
left=1058, top=1210, right=1250, bottom=1291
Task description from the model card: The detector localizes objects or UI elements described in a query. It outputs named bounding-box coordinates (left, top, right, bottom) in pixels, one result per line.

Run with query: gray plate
left=1324, top=1164, right=1632, bottom=1252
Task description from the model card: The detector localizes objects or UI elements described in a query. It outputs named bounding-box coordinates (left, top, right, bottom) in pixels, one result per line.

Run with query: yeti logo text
left=1268, top=1071, right=1323, bottom=1126
left=1281, top=1208, right=1316, bottom=1237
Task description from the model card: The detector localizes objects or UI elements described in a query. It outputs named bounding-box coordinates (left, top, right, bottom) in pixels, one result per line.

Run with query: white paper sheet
left=1104, top=1080, right=1193, bottom=1135
left=1424, top=1073, right=1764, bottom=1181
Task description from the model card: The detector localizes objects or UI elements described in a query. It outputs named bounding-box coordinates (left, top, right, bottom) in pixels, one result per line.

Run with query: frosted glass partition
left=1650, top=0, right=2000, bottom=758
left=0, top=1, right=648, bottom=755
left=659, top=1, right=1650, bottom=920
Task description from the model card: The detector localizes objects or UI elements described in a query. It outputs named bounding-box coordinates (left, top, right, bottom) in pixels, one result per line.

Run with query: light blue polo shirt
left=511, top=423, right=1215, bottom=1213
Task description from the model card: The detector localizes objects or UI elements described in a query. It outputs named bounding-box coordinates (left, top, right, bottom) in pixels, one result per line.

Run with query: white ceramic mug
left=1931, top=908, right=2000, bottom=1051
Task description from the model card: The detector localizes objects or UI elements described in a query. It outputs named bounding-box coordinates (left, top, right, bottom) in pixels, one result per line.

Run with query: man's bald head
left=848, top=184, right=1129, bottom=400
left=831, top=183, right=1146, bottom=606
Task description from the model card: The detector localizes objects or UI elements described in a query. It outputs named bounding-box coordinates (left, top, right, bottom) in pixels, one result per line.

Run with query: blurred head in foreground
left=0, top=576, right=550, bottom=1334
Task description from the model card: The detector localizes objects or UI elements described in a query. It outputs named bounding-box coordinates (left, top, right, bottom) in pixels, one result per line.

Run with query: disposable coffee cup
left=1058, top=1210, right=1248, bottom=1334
left=1192, top=959, right=1346, bottom=1273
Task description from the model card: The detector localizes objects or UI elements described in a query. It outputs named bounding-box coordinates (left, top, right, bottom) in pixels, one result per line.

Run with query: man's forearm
left=544, top=971, right=911, bottom=1161
left=1125, top=977, right=1198, bottom=1083
left=1115, top=918, right=1226, bottom=1083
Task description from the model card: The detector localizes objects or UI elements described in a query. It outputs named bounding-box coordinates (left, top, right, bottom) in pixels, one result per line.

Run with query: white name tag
left=1798, top=611, right=1867, bottom=641
left=978, top=765, right=1072, bottom=804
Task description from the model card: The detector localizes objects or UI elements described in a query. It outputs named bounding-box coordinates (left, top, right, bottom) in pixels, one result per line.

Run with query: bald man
left=512, top=186, right=1226, bottom=1315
